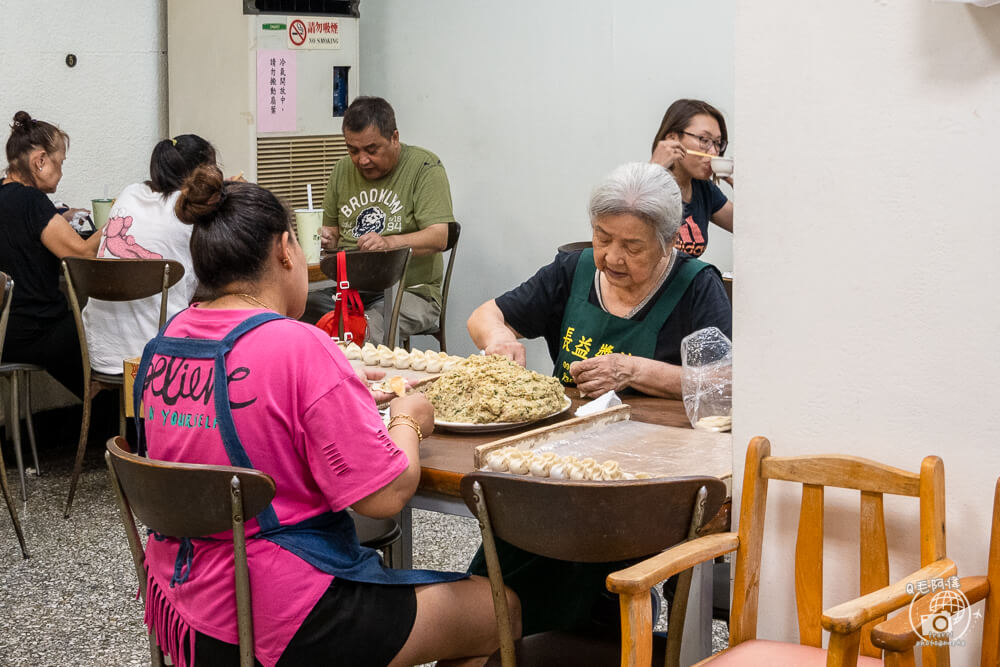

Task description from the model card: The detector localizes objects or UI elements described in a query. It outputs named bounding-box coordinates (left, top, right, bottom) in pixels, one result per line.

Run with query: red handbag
left=315, top=251, right=367, bottom=344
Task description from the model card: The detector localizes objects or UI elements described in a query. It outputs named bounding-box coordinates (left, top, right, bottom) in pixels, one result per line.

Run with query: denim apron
left=552, top=248, right=709, bottom=385
left=134, top=311, right=465, bottom=587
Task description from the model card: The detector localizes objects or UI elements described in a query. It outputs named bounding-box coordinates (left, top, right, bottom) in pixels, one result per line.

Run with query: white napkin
left=574, top=390, right=622, bottom=417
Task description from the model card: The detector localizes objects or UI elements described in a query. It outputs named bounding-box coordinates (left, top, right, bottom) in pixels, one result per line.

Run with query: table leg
left=396, top=505, right=412, bottom=570
left=679, top=562, right=714, bottom=666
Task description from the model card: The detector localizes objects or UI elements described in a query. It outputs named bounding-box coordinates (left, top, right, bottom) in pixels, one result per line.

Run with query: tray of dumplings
left=474, top=404, right=732, bottom=482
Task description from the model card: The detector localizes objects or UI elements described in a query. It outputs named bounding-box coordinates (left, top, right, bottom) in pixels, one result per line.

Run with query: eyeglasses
left=681, top=131, right=727, bottom=154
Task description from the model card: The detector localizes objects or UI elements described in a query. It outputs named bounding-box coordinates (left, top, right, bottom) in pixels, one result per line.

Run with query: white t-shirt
left=83, top=182, right=198, bottom=374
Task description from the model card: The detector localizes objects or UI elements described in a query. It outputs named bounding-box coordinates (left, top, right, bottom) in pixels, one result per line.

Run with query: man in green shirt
left=303, top=96, right=455, bottom=345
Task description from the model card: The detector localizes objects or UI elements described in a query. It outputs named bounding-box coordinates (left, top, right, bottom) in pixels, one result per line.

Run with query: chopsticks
left=685, top=149, right=717, bottom=159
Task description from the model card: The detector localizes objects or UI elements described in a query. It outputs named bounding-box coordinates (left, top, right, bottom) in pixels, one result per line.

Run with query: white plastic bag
left=680, top=327, right=732, bottom=430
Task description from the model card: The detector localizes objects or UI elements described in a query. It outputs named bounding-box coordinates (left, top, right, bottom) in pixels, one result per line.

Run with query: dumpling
left=507, top=452, right=530, bottom=475
left=361, top=342, right=379, bottom=366
left=344, top=341, right=362, bottom=360
left=393, top=347, right=411, bottom=369
left=410, top=350, right=428, bottom=371
left=425, top=356, right=445, bottom=373
left=377, top=345, right=395, bottom=367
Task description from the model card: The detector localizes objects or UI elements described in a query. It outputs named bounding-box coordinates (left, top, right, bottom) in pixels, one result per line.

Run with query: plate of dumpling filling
left=422, top=354, right=571, bottom=433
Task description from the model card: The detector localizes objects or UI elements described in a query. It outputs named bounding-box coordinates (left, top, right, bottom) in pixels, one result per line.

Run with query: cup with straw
left=295, top=184, right=323, bottom=263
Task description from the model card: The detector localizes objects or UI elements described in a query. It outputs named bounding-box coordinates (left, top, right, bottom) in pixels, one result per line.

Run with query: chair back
left=461, top=472, right=726, bottom=666
left=557, top=240, right=593, bottom=254
left=431, top=221, right=461, bottom=351
left=61, top=257, right=185, bottom=374
left=0, top=272, right=12, bottom=358
left=730, top=437, right=946, bottom=660
left=105, top=436, right=275, bottom=667
left=319, top=247, right=411, bottom=346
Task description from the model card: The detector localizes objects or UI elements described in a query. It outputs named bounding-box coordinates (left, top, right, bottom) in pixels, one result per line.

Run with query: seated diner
left=467, top=161, right=732, bottom=399
left=131, top=164, right=518, bottom=667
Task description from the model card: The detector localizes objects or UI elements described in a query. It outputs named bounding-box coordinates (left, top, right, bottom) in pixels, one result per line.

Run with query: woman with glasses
left=650, top=99, right=734, bottom=258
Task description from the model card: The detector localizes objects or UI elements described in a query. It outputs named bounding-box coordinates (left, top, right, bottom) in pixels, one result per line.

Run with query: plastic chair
left=105, top=436, right=275, bottom=667
left=871, top=476, right=1000, bottom=667
left=626, top=437, right=952, bottom=667
left=557, top=240, right=593, bottom=254
left=0, top=273, right=29, bottom=558
left=62, top=257, right=185, bottom=518
left=318, top=247, right=411, bottom=348
left=460, top=471, right=728, bottom=667
left=0, top=272, right=42, bottom=503
left=400, top=221, right=462, bottom=353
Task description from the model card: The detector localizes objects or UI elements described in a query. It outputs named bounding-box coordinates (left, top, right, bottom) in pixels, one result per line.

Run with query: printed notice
left=257, top=50, right=296, bottom=133
left=287, top=17, right=342, bottom=49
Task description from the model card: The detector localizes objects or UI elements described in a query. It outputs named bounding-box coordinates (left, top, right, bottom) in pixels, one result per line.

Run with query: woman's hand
left=356, top=367, right=395, bottom=403
left=650, top=139, right=687, bottom=170
left=60, top=207, right=90, bottom=222
left=389, top=393, right=435, bottom=439
left=484, top=341, right=526, bottom=367
left=569, top=353, right=636, bottom=397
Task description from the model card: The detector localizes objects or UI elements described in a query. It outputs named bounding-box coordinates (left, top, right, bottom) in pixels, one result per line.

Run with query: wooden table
left=404, top=390, right=730, bottom=663
left=307, top=263, right=326, bottom=283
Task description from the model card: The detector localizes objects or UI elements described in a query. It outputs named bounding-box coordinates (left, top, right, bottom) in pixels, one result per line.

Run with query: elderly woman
left=468, top=161, right=731, bottom=399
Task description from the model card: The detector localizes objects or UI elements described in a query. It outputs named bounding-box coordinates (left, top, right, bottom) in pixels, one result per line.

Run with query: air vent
left=244, top=0, right=360, bottom=17
left=256, top=135, right=348, bottom=214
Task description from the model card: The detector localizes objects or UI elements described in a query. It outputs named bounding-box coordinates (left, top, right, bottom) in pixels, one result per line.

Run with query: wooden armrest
left=822, top=558, right=956, bottom=634
left=870, top=576, right=989, bottom=652
left=606, top=532, right=739, bottom=595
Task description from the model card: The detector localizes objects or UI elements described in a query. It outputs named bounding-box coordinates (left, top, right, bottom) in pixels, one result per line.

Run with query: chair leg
left=21, top=371, right=40, bottom=475
left=0, top=420, right=29, bottom=558
left=8, top=373, right=27, bottom=502
left=65, top=384, right=93, bottom=518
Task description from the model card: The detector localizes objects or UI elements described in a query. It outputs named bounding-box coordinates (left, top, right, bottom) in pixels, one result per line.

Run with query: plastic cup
left=294, top=209, right=323, bottom=264
left=92, top=198, right=114, bottom=229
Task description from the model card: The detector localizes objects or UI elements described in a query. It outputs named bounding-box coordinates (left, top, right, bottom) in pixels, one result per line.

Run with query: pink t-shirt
left=140, top=306, right=408, bottom=667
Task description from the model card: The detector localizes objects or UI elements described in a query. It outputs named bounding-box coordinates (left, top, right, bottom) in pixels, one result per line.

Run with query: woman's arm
left=467, top=299, right=527, bottom=366
left=569, top=354, right=682, bottom=399
left=39, top=214, right=101, bottom=258
left=350, top=393, right=433, bottom=518
left=711, top=200, right=734, bottom=234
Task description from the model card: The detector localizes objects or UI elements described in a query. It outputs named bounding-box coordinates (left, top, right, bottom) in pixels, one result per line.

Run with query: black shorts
left=194, top=578, right=418, bottom=666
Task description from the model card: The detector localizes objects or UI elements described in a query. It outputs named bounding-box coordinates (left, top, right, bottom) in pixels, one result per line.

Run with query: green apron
left=552, top=248, right=709, bottom=385
left=469, top=249, right=710, bottom=635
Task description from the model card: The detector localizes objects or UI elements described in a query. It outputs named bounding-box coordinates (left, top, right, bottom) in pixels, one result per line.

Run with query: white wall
left=359, top=0, right=735, bottom=368
left=734, top=2, right=1000, bottom=662
left=0, top=0, right=167, bottom=409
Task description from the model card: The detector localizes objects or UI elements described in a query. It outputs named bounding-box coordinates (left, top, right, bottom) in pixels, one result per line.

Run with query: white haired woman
left=468, top=161, right=731, bottom=400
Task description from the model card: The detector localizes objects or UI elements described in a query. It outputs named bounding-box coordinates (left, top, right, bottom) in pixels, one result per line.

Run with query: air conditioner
left=167, top=1, right=360, bottom=210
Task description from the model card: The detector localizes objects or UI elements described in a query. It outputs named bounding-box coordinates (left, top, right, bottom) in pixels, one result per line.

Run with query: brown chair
left=617, top=437, right=953, bottom=667
left=400, top=221, right=461, bottom=352
left=319, top=247, right=411, bottom=348
left=557, top=240, right=593, bottom=254
left=872, top=477, right=1000, bottom=667
left=62, top=257, right=185, bottom=518
left=0, top=272, right=42, bottom=503
left=460, top=470, right=728, bottom=667
left=105, top=436, right=275, bottom=667
left=0, top=273, right=29, bottom=558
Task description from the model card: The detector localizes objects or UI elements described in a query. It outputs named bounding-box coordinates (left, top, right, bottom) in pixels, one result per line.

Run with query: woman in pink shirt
left=133, top=164, right=519, bottom=666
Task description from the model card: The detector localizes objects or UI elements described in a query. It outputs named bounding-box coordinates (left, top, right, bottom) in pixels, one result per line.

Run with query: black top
left=495, top=250, right=732, bottom=366
left=675, top=178, right=728, bottom=258
left=0, top=180, right=67, bottom=334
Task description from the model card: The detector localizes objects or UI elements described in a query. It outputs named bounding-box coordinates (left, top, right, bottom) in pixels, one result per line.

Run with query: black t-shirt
left=674, top=179, right=727, bottom=258
left=495, top=250, right=732, bottom=367
left=0, top=180, right=67, bottom=332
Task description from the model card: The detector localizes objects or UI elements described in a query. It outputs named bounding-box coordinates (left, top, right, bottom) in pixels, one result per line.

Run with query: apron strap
left=569, top=248, right=596, bottom=301
left=642, top=258, right=712, bottom=328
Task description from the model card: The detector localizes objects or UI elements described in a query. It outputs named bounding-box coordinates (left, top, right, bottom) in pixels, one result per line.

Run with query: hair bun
left=11, top=110, right=33, bottom=130
left=175, top=164, right=226, bottom=226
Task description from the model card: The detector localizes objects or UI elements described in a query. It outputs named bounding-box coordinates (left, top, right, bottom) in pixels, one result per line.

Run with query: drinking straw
left=307, top=184, right=314, bottom=210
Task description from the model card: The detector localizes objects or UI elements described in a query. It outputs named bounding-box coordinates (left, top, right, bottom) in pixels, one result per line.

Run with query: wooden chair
left=872, top=476, right=1000, bottom=667
left=104, top=436, right=275, bottom=667
left=0, top=272, right=42, bottom=503
left=615, top=437, right=953, bottom=667
left=400, top=221, right=461, bottom=352
left=0, top=273, right=29, bottom=558
left=318, top=247, right=411, bottom=348
left=557, top=240, right=593, bottom=254
left=460, top=470, right=728, bottom=667
left=62, top=257, right=185, bottom=518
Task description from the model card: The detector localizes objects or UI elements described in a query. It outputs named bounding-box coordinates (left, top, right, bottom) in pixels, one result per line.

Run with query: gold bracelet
left=388, top=414, right=423, bottom=441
